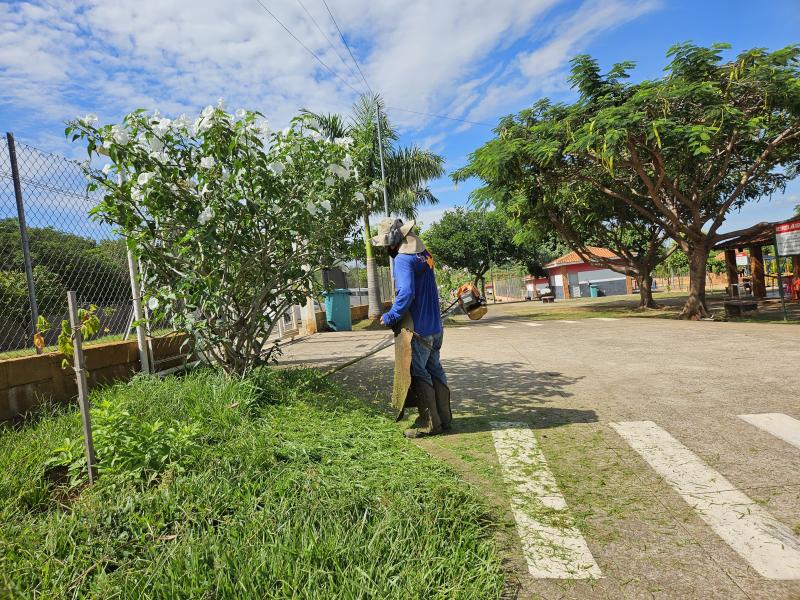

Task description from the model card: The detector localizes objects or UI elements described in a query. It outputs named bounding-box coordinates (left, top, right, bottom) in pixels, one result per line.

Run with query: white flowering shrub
left=67, top=104, right=360, bottom=374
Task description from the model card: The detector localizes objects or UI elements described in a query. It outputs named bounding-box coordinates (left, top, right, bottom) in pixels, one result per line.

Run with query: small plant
left=46, top=397, right=200, bottom=486
left=54, top=304, right=100, bottom=369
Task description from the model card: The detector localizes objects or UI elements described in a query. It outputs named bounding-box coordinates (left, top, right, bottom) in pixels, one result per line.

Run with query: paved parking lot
left=279, top=304, right=800, bottom=599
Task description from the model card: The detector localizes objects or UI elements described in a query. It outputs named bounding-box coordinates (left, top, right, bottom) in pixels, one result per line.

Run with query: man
left=371, top=217, right=451, bottom=438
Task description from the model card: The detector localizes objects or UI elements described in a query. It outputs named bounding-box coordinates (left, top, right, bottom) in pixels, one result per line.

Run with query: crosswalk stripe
left=589, top=317, right=617, bottom=321
left=488, top=325, right=506, bottom=329
left=611, top=420, right=800, bottom=580
left=490, top=421, right=602, bottom=579
left=524, top=322, right=542, bottom=327
left=738, top=413, right=800, bottom=450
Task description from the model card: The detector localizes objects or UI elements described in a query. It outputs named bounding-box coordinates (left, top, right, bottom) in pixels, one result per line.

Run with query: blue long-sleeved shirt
left=381, top=250, right=442, bottom=336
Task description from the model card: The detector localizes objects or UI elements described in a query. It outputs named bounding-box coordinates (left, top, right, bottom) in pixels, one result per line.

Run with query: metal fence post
left=6, top=132, right=40, bottom=351
left=67, top=290, right=97, bottom=484
left=127, top=248, right=151, bottom=374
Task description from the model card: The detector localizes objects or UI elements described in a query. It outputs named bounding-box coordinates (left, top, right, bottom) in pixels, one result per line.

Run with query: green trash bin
left=589, top=284, right=599, bottom=298
left=323, top=289, right=352, bottom=331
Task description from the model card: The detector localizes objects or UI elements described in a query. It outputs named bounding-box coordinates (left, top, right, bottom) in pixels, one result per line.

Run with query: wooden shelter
left=713, top=221, right=800, bottom=299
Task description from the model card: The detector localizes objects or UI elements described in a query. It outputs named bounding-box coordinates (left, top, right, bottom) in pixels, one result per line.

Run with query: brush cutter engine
left=455, top=283, right=488, bottom=320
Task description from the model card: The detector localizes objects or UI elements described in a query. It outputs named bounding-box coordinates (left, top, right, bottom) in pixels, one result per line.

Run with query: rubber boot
left=404, top=378, right=442, bottom=439
left=432, top=378, right=452, bottom=430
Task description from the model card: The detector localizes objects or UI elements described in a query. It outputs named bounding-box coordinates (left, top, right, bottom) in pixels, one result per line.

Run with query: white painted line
left=558, top=320, right=578, bottom=324
left=611, top=421, right=800, bottom=580
left=488, top=325, right=506, bottom=329
left=524, top=322, right=542, bottom=327
left=589, top=317, right=617, bottom=321
left=490, top=422, right=602, bottom=579
left=738, top=413, right=800, bottom=450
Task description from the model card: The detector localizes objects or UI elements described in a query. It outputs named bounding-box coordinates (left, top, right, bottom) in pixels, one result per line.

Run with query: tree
left=68, top=105, right=361, bottom=374
left=306, top=94, right=444, bottom=319
left=452, top=121, right=670, bottom=307
left=422, top=208, right=519, bottom=295
left=461, top=43, right=800, bottom=319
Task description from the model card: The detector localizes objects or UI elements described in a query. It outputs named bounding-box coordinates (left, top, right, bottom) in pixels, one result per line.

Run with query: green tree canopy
left=456, top=43, right=800, bottom=318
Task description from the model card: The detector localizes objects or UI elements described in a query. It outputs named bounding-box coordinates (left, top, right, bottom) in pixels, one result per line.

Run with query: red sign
left=776, top=219, right=800, bottom=256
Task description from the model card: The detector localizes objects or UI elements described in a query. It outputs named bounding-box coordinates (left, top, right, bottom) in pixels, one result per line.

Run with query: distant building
left=543, top=247, right=635, bottom=299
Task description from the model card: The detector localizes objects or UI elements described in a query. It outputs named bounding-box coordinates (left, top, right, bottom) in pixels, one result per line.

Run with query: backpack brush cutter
left=318, top=282, right=488, bottom=379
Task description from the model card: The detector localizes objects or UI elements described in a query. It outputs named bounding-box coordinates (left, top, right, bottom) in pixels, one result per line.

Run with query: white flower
left=111, top=125, right=129, bottom=144
left=320, top=200, right=331, bottom=211
left=201, top=105, right=214, bottom=118
left=327, top=164, right=349, bottom=179
left=268, top=161, right=285, bottom=175
left=174, top=113, right=190, bottom=130
left=342, top=154, right=353, bottom=169
left=131, top=186, right=144, bottom=201
left=102, top=140, right=112, bottom=149
left=200, top=156, right=216, bottom=169
left=305, top=116, right=321, bottom=130
left=305, top=200, right=318, bottom=215
left=153, top=118, right=171, bottom=135
left=256, top=119, right=270, bottom=136
left=198, top=206, right=214, bottom=225
left=235, top=108, right=246, bottom=118
left=81, top=113, right=98, bottom=125
left=200, top=183, right=210, bottom=196
left=216, top=98, right=226, bottom=109
left=324, top=176, right=335, bottom=186
left=137, top=172, right=154, bottom=185
left=144, top=135, right=164, bottom=152
left=334, top=136, right=353, bottom=147
left=102, top=164, right=112, bottom=175
left=354, top=191, right=365, bottom=202
left=147, top=297, right=159, bottom=310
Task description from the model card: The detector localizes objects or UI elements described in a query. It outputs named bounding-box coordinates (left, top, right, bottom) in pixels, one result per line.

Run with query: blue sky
left=1, top=0, right=798, bottom=233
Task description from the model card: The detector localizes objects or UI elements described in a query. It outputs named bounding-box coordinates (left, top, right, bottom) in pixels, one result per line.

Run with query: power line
left=294, top=0, right=366, bottom=94
left=385, top=106, right=494, bottom=128
left=320, top=0, right=373, bottom=94
left=252, top=0, right=493, bottom=131
left=252, top=0, right=362, bottom=96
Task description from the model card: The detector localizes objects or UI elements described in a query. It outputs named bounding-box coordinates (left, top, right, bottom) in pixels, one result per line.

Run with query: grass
left=0, top=369, right=504, bottom=599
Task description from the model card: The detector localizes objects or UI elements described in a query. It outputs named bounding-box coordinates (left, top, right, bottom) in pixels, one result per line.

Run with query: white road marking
left=611, top=420, right=800, bottom=580
left=488, top=324, right=506, bottom=329
left=524, top=322, right=542, bottom=327
left=738, top=413, right=800, bottom=450
left=589, top=317, right=617, bottom=321
left=490, top=422, right=602, bottom=579
left=558, top=320, right=578, bottom=324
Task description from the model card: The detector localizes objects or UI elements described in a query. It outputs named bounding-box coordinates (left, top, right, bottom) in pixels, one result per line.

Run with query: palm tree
left=307, top=94, right=445, bottom=319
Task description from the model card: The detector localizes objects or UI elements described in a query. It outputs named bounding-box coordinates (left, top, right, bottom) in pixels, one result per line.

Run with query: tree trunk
left=680, top=246, right=711, bottom=319
left=363, top=211, right=383, bottom=320
left=636, top=272, right=658, bottom=309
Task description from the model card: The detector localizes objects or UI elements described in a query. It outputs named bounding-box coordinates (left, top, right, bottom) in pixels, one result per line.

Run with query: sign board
left=735, top=251, right=749, bottom=266
left=775, top=220, right=800, bottom=256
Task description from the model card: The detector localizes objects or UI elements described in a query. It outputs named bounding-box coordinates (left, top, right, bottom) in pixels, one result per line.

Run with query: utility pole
left=375, top=102, right=394, bottom=295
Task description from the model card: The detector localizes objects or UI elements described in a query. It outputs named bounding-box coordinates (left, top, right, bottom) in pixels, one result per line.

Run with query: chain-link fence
left=343, top=261, right=392, bottom=307
left=0, top=134, right=137, bottom=358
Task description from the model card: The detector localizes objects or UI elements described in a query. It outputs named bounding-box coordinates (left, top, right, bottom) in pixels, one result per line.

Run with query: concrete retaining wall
left=1, top=301, right=393, bottom=422
left=0, top=335, right=188, bottom=423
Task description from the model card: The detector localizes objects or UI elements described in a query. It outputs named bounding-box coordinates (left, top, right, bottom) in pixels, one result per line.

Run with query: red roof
left=544, top=247, right=621, bottom=269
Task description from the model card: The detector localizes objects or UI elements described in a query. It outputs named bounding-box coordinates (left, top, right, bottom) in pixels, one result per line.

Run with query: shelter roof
left=544, top=246, right=620, bottom=269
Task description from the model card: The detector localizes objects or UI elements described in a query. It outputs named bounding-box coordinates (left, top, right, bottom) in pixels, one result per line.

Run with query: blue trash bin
left=589, top=284, right=599, bottom=298
left=323, top=289, right=352, bottom=331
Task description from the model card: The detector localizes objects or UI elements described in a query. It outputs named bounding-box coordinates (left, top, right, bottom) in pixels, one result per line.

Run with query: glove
left=391, top=321, right=402, bottom=336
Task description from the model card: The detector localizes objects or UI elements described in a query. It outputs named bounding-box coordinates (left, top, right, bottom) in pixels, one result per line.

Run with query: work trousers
left=410, top=330, right=447, bottom=386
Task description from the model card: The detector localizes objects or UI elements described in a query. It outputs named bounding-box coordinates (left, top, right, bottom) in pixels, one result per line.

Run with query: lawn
left=0, top=369, right=504, bottom=599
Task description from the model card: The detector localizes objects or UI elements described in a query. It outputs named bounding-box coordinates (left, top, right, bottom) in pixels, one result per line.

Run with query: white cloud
left=0, top=0, right=658, bottom=155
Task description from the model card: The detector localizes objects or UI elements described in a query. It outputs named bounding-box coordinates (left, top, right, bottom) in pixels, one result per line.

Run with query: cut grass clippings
left=0, top=369, right=504, bottom=599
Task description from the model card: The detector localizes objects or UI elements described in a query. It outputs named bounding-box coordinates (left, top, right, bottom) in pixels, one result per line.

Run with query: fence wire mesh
left=0, top=135, right=133, bottom=358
